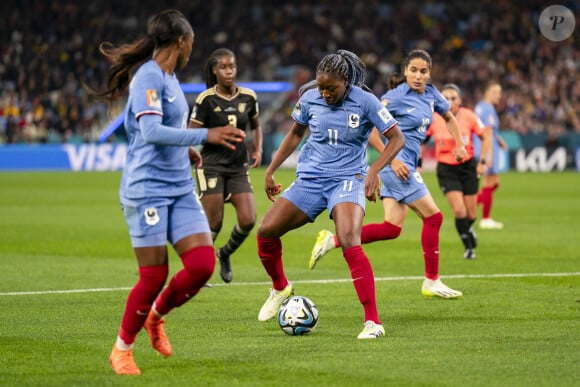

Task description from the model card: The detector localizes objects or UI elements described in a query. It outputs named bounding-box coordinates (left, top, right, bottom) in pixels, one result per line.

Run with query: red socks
left=422, top=212, right=443, bottom=280
left=478, top=184, right=498, bottom=219
left=361, top=221, right=402, bottom=244
left=119, top=264, right=168, bottom=345
left=154, top=245, right=215, bottom=316
left=343, top=245, right=380, bottom=324
left=257, top=236, right=288, bottom=290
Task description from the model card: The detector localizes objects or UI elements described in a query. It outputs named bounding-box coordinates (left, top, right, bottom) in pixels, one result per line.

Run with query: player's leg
left=438, top=162, right=474, bottom=258
left=332, top=201, right=385, bottom=339
left=110, top=200, right=171, bottom=374
left=217, top=171, right=256, bottom=282
left=479, top=173, right=503, bottom=229
left=410, top=193, right=462, bottom=299
left=145, top=194, right=215, bottom=357
left=256, top=198, right=310, bottom=321
left=195, top=167, right=225, bottom=240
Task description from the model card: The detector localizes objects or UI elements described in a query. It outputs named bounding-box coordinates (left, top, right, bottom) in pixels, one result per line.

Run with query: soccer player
left=474, top=80, right=507, bottom=229
left=256, top=50, right=405, bottom=339
left=93, top=10, right=245, bottom=375
left=425, top=84, right=491, bottom=259
left=189, top=48, right=262, bottom=283
left=311, top=49, right=466, bottom=299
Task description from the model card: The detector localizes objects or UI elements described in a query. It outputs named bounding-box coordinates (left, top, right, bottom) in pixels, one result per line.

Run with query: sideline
left=1, top=272, right=579, bottom=296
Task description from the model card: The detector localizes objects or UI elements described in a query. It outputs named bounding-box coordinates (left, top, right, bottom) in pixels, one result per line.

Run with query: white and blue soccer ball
left=277, top=296, right=319, bottom=335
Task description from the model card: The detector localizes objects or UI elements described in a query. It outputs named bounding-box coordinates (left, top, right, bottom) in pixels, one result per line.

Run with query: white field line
left=1, top=272, right=579, bottom=296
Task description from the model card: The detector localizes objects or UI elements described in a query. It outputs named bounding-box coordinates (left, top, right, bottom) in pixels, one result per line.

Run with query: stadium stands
left=0, top=0, right=578, bottom=148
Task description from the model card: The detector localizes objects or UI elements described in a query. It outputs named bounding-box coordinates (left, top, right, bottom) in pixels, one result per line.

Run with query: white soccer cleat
left=258, top=283, right=294, bottom=321
left=357, top=320, right=385, bottom=339
left=421, top=278, right=463, bottom=299
left=309, top=230, right=336, bottom=269
left=479, top=218, right=504, bottom=230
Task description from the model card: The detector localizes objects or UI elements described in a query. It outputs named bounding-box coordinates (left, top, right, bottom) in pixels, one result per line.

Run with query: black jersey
left=190, top=85, right=259, bottom=167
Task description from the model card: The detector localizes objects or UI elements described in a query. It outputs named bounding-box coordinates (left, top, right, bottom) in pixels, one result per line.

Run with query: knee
left=385, top=222, right=402, bottom=239
left=257, top=217, right=276, bottom=238
left=424, top=212, right=443, bottom=227
left=238, top=216, right=256, bottom=232
left=181, top=246, right=215, bottom=280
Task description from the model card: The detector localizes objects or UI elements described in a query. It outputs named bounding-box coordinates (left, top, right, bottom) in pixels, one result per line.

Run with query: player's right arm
left=264, top=121, right=308, bottom=202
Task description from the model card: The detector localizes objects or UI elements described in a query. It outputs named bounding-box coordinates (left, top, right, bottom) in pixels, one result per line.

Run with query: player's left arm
left=249, top=115, right=263, bottom=168
left=497, top=132, right=507, bottom=150
left=441, top=110, right=467, bottom=162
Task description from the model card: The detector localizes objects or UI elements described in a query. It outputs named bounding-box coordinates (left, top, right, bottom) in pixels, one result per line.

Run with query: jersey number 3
left=228, top=114, right=237, bottom=127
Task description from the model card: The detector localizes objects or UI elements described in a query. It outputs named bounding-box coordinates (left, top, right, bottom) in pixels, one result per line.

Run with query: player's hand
left=265, top=171, right=282, bottom=202
left=188, top=146, right=202, bottom=168
left=498, top=136, right=508, bottom=150
left=207, top=125, right=246, bottom=150
left=250, top=151, right=262, bottom=168
left=391, top=159, right=409, bottom=180
left=476, top=162, right=488, bottom=177
left=365, top=169, right=381, bottom=202
left=453, top=145, right=467, bottom=162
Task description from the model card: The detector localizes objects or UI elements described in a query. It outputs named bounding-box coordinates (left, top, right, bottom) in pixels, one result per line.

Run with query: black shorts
left=195, top=165, right=253, bottom=200
left=436, top=158, right=479, bottom=195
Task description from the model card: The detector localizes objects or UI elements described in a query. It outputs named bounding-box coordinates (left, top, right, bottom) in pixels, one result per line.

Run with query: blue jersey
left=381, top=83, right=450, bottom=169
left=475, top=101, right=499, bottom=135
left=121, top=60, right=195, bottom=200
left=291, top=85, right=398, bottom=179
left=474, top=100, right=501, bottom=172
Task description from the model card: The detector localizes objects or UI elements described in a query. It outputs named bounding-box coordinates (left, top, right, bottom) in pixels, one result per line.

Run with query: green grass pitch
left=0, top=169, right=578, bottom=386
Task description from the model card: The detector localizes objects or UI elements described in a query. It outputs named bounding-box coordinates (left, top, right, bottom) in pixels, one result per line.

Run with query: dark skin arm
left=264, top=121, right=308, bottom=202
left=365, top=125, right=405, bottom=202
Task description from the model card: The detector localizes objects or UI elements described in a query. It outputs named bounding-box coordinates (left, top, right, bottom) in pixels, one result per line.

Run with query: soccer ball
left=277, top=296, right=319, bottom=335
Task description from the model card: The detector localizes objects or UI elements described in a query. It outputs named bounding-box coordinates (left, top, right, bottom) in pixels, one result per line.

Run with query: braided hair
left=387, top=49, right=433, bottom=90
left=204, top=48, right=235, bottom=88
left=298, top=49, right=369, bottom=96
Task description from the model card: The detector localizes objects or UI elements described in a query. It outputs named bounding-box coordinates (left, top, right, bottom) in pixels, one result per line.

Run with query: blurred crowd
left=1, top=0, right=579, bottom=145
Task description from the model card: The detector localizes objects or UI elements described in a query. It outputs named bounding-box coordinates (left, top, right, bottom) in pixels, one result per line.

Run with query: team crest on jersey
left=208, top=177, right=218, bottom=189
left=144, top=207, right=160, bottom=226
left=378, top=107, right=393, bottom=123
left=238, top=103, right=246, bottom=113
left=293, top=101, right=301, bottom=113
left=146, top=89, right=161, bottom=109
left=348, top=113, right=360, bottom=128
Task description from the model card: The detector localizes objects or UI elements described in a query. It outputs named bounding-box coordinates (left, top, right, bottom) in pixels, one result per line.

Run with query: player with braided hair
left=311, top=49, right=466, bottom=299
left=255, top=49, right=405, bottom=339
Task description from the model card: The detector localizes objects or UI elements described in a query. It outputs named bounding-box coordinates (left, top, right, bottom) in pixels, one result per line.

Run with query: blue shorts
left=379, top=167, right=430, bottom=204
left=281, top=175, right=366, bottom=221
left=120, top=192, right=210, bottom=248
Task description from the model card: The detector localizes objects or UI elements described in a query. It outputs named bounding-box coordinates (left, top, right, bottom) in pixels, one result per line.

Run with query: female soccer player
left=474, top=80, right=507, bottom=229
left=93, top=10, right=245, bottom=375
left=256, top=49, right=405, bottom=339
left=426, top=84, right=491, bottom=259
left=311, top=49, right=466, bottom=299
left=189, top=48, right=262, bottom=283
